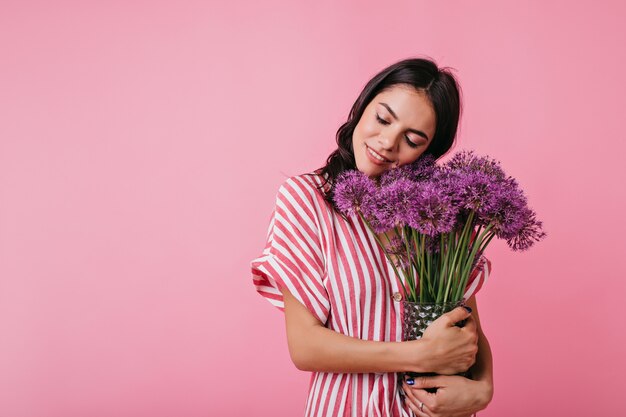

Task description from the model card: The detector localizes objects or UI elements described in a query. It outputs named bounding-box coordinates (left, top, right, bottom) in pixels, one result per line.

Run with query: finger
left=462, top=315, right=477, bottom=332
left=463, top=313, right=476, bottom=327
left=442, top=306, right=472, bottom=327
left=406, top=400, right=430, bottom=417
left=410, top=386, right=437, bottom=412
left=407, top=375, right=446, bottom=390
left=402, top=382, right=431, bottom=417
left=402, top=381, right=417, bottom=402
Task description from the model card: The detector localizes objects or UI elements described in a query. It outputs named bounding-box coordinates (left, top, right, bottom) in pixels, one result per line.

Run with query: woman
left=251, top=57, right=494, bottom=417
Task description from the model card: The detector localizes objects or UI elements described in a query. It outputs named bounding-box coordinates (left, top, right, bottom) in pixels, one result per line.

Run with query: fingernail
left=406, top=378, right=414, bottom=385
left=463, top=306, right=472, bottom=313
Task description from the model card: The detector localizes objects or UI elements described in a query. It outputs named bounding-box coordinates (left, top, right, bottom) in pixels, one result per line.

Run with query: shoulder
left=277, top=171, right=330, bottom=205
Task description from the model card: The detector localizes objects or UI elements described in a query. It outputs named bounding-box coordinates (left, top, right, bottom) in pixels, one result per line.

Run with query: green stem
left=455, top=223, right=494, bottom=300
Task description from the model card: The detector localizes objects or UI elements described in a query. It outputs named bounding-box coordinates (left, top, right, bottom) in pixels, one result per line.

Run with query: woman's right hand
left=412, top=306, right=478, bottom=375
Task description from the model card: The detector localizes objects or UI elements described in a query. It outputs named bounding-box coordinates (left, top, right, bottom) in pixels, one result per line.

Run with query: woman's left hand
left=401, top=374, right=493, bottom=417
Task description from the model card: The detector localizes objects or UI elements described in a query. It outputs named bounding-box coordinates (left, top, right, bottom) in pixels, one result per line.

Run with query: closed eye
left=376, top=114, right=390, bottom=125
left=376, top=114, right=423, bottom=149
left=404, top=136, right=420, bottom=148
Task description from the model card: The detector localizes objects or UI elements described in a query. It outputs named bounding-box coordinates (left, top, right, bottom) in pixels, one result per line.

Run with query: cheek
left=362, top=120, right=380, bottom=137
left=355, top=119, right=379, bottom=140
left=399, top=148, right=427, bottom=166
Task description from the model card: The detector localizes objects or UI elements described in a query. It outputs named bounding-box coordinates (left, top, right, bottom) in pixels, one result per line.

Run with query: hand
left=419, top=306, right=478, bottom=375
left=401, top=374, right=493, bottom=417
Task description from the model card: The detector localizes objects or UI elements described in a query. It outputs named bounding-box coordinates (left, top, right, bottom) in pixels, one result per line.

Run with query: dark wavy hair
left=313, top=57, right=463, bottom=210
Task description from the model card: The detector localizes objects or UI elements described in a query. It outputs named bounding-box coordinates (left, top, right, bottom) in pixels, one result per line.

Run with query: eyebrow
left=379, top=102, right=430, bottom=142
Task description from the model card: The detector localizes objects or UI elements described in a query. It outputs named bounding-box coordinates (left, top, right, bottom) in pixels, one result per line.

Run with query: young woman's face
left=352, top=84, right=437, bottom=179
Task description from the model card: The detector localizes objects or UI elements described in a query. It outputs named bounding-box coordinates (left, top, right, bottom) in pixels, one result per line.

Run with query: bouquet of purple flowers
left=333, top=151, right=546, bottom=303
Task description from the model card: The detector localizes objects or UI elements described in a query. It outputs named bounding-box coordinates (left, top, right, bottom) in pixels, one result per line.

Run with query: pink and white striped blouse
left=251, top=172, right=490, bottom=417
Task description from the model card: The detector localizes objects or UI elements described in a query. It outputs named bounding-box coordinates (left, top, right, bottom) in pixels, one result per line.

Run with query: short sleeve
left=463, top=255, right=492, bottom=299
left=250, top=176, right=330, bottom=324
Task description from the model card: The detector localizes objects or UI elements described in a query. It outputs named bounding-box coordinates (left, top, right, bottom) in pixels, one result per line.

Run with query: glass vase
left=400, top=299, right=472, bottom=392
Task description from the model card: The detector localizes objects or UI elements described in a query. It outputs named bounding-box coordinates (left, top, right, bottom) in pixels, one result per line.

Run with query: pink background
left=1, top=1, right=625, bottom=416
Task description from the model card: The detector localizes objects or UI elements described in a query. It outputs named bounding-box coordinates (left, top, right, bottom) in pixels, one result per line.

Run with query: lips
left=366, top=145, right=392, bottom=164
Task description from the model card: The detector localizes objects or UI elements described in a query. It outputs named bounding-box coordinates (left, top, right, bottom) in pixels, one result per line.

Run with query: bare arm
left=465, top=295, right=494, bottom=400
left=282, top=288, right=477, bottom=374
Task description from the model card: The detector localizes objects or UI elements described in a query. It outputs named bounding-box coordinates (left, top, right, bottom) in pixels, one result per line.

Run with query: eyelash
left=375, top=114, right=419, bottom=149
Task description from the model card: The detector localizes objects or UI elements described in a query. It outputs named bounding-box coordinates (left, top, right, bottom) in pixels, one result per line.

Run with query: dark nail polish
left=463, top=306, right=472, bottom=313
left=406, top=378, right=414, bottom=385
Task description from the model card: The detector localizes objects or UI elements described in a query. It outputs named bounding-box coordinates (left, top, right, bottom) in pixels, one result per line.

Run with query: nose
left=377, top=133, right=400, bottom=152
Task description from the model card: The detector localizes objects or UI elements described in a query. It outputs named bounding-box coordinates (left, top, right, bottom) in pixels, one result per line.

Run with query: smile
left=366, top=145, right=391, bottom=163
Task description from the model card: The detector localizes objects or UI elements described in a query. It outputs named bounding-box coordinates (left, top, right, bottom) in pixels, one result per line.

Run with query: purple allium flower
left=408, top=154, right=439, bottom=181
left=378, top=164, right=414, bottom=186
left=332, top=149, right=545, bottom=304
left=445, top=150, right=507, bottom=181
left=367, top=166, right=458, bottom=235
left=459, top=171, right=501, bottom=212
left=506, top=207, right=547, bottom=251
left=386, top=235, right=405, bottom=254
left=405, top=182, right=458, bottom=236
left=332, top=170, right=377, bottom=217
left=480, top=178, right=528, bottom=238
left=379, top=154, right=438, bottom=186
left=367, top=178, right=418, bottom=233
left=439, top=152, right=510, bottom=215
left=386, top=235, right=413, bottom=268
left=431, top=169, right=461, bottom=206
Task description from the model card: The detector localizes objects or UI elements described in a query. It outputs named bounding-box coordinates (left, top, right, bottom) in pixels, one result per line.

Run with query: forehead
left=372, top=85, right=436, bottom=127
